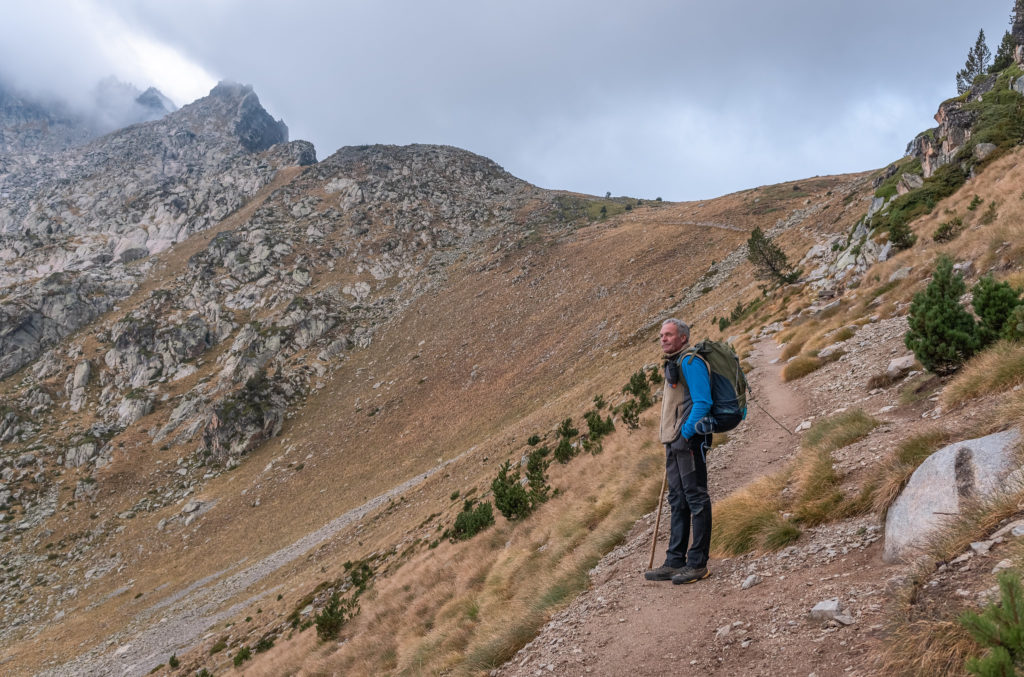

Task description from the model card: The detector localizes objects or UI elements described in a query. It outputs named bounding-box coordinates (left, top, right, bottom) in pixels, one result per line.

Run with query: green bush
left=315, top=593, right=358, bottom=641
left=557, top=418, right=578, bottom=439
left=905, top=256, right=979, bottom=374
left=960, top=571, right=1024, bottom=675
left=616, top=399, right=641, bottom=430
left=584, top=409, right=615, bottom=439
left=168, top=655, right=180, bottom=668
left=933, top=216, right=965, bottom=242
left=622, top=369, right=653, bottom=408
left=553, top=436, right=575, bottom=464
left=1003, top=305, right=1024, bottom=341
left=491, top=460, right=532, bottom=520
left=525, top=448, right=551, bottom=505
left=980, top=201, right=999, bottom=225
left=972, top=275, right=1022, bottom=348
left=526, top=434, right=541, bottom=446
left=448, top=500, right=495, bottom=541
left=968, top=194, right=984, bottom=210
left=233, top=646, right=252, bottom=666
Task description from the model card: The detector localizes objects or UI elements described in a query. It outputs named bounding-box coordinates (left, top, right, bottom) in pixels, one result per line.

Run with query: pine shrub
left=556, top=418, right=578, bottom=439
left=584, top=409, right=615, bottom=439
left=933, top=216, right=965, bottom=242
left=972, top=276, right=1022, bottom=348
left=553, top=436, right=575, bottom=464
left=905, top=256, right=979, bottom=374
left=491, top=460, right=532, bottom=520
left=233, top=646, right=252, bottom=666
left=448, top=499, right=495, bottom=541
left=525, top=448, right=551, bottom=505
left=622, top=369, right=653, bottom=408
left=747, top=227, right=801, bottom=284
left=959, top=571, right=1024, bottom=675
left=1003, top=305, right=1024, bottom=341
left=616, top=399, right=641, bottom=430
left=315, top=593, right=359, bottom=641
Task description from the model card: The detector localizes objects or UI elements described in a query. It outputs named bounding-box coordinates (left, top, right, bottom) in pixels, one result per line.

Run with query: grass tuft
left=942, top=340, right=1024, bottom=408
left=869, top=429, right=951, bottom=517
left=783, top=355, right=823, bottom=381
left=802, top=409, right=879, bottom=452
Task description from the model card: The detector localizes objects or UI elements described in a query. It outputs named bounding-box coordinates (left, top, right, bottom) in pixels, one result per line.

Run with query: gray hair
left=662, top=318, right=690, bottom=339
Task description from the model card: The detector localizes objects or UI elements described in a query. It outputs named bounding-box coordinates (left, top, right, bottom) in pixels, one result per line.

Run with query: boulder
left=888, top=266, right=912, bottom=282
left=974, top=143, right=998, bottom=162
left=896, top=173, right=924, bottom=194
left=886, top=354, right=916, bottom=379
left=884, top=429, right=1022, bottom=562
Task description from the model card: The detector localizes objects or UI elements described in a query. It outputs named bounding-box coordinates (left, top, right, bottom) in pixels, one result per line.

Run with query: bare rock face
left=884, top=429, right=1022, bottom=562
left=0, top=81, right=313, bottom=378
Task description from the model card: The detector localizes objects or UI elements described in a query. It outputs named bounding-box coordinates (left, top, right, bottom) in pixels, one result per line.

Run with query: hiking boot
left=671, top=566, right=710, bottom=585
left=643, top=564, right=684, bottom=581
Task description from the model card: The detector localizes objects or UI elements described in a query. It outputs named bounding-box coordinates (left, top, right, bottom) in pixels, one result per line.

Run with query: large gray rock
left=884, top=429, right=1022, bottom=562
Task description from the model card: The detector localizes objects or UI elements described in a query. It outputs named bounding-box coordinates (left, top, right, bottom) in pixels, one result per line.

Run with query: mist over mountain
left=0, top=75, right=175, bottom=156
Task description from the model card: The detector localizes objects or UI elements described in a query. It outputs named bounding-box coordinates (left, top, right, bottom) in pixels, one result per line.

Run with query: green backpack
left=681, top=340, right=748, bottom=434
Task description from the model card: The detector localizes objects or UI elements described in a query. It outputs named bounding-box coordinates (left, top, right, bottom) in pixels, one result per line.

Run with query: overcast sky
left=0, top=1, right=1015, bottom=200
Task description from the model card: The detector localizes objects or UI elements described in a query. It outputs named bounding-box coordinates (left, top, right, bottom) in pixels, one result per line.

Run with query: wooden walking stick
left=648, top=468, right=668, bottom=570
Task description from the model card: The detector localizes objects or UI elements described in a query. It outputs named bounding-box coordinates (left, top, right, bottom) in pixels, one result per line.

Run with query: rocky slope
left=1, top=62, right=1021, bottom=677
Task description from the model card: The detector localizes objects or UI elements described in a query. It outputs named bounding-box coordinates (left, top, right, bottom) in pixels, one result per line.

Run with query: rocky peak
left=203, top=80, right=289, bottom=152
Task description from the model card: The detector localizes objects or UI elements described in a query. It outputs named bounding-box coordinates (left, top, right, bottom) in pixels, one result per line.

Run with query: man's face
left=660, top=322, right=687, bottom=354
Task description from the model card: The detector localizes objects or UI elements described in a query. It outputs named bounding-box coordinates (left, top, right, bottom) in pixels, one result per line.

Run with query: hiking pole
left=750, top=399, right=796, bottom=437
left=648, top=468, right=668, bottom=570
left=747, top=384, right=796, bottom=437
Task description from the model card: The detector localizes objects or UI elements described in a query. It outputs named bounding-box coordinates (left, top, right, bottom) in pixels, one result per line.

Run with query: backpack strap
left=682, top=349, right=711, bottom=382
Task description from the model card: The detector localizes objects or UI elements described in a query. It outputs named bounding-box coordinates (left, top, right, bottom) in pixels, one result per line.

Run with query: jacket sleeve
left=679, top=356, right=712, bottom=439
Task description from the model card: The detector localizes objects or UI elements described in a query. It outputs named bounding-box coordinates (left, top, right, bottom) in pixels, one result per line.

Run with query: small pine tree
left=525, top=448, right=551, bottom=505
left=553, top=436, right=575, bottom=464
left=746, top=227, right=801, bottom=284
left=584, top=409, right=615, bottom=439
left=491, top=460, right=532, bottom=520
left=622, top=369, right=653, bottom=408
left=991, top=30, right=1015, bottom=72
left=905, top=255, right=978, bottom=374
left=972, top=275, right=1022, bottom=348
left=315, top=593, right=358, bottom=641
left=959, top=571, right=1024, bottom=675
left=448, top=499, right=495, bottom=540
left=556, top=418, right=578, bottom=439
left=957, top=29, right=993, bottom=94
left=888, top=215, right=918, bottom=251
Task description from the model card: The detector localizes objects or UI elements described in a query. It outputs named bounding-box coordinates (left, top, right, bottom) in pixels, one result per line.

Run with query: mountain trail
left=493, top=331, right=903, bottom=677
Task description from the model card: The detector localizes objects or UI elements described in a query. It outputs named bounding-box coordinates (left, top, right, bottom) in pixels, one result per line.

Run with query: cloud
left=1, top=0, right=1016, bottom=199
left=0, top=0, right=215, bottom=108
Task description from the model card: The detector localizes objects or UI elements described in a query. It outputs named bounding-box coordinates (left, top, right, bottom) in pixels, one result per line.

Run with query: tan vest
left=659, top=354, right=693, bottom=444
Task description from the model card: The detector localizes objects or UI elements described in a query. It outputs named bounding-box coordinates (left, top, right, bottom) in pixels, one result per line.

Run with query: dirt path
left=494, top=337, right=897, bottom=677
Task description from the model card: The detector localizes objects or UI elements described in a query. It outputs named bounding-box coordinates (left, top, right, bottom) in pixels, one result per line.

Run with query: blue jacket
left=679, top=354, right=712, bottom=440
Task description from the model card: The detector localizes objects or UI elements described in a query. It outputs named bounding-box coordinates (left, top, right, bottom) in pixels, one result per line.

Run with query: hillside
left=1, top=66, right=1023, bottom=677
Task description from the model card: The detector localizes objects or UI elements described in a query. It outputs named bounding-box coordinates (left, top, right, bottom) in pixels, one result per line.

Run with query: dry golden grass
left=710, top=472, right=789, bottom=556
left=869, top=429, right=951, bottom=517
left=875, top=616, right=980, bottom=677
left=261, top=437, right=665, bottom=676
left=941, top=340, right=1024, bottom=408
left=782, top=354, right=823, bottom=381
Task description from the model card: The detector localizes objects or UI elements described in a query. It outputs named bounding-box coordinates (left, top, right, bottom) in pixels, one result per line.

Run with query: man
left=645, top=318, right=713, bottom=585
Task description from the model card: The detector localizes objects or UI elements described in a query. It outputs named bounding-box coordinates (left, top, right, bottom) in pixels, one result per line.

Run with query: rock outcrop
left=883, top=429, right=1022, bottom=562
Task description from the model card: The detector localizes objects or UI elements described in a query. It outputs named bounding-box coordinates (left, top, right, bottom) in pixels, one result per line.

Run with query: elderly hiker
left=645, top=318, right=714, bottom=585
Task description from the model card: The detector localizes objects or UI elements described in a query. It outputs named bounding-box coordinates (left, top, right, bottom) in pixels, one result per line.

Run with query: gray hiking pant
left=663, top=433, right=712, bottom=569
